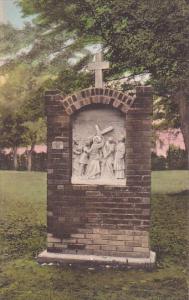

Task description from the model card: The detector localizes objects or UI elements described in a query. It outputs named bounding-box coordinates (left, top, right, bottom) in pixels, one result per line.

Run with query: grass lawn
left=0, top=170, right=188, bottom=300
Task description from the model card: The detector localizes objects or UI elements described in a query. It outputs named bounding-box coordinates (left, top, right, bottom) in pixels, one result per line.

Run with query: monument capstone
left=38, top=52, right=156, bottom=266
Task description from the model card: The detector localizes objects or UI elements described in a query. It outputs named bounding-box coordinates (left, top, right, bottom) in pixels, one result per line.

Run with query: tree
left=0, top=23, right=36, bottom=56
left=17, top=0, right=189, bottom=168
left=0, top=112, right=26, bottom=169
left=0, top=22, right=93, bottom=170
left=0, top=59, right=48, bottom=170
left=22, top=118, right=46, bottom=171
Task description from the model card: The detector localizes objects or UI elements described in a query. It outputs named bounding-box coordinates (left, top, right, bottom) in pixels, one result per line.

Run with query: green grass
left=0, top=170, right=188, bottom=300
left=152, top=170, right=189, bottom=194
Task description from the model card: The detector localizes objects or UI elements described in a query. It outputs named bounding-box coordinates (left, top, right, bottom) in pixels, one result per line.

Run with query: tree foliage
left=0, top=23, right=36, bottom=56
left=17, top=0, right=189, bottom=167
left=0, top=113, right=26, bottom=149
left=1, top=1, right=189, bottom=167
left=0, top=23, right=92, bottom=146
left=17, top=0, right=189, bottom=87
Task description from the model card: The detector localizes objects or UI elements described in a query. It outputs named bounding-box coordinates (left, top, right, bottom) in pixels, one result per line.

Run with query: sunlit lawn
left=0, top=170, right=188, bottom=300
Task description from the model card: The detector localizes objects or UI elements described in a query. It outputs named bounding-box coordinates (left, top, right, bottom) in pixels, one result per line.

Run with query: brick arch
left=61, top=88, right=136, bottom=115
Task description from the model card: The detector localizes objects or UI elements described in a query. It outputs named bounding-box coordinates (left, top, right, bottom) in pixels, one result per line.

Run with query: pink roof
left=2, top=130, right=185, bottom=158
left=3, top=144, right=47, bottom=155
left=33, top=144, right=47, bottom=153
left=155, top=129, right=185, bottom=157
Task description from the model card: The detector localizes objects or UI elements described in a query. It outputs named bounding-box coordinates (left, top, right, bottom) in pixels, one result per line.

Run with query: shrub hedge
left=0, top=145, right=188, bottom=171
left=0, top=151, right=47, bottom=171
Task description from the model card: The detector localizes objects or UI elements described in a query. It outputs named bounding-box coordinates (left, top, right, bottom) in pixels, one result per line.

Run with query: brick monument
left=38, top=53, right=156, bottom=266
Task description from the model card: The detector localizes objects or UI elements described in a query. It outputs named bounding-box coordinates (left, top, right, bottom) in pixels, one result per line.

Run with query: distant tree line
left=0, top=150, right=46, bottom=171
left=0, top=0, right=189, bottom=169
left=152, top=145, right=188, bottom=170
left=0, top=145, right=187, bottom=171
left=15, top=0, right=189, bottom=168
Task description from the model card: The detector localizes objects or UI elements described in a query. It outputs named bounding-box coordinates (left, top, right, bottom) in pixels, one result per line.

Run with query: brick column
left=126, top=86, right=153, bottom=231
left=45, top=90, right=72, bottom=235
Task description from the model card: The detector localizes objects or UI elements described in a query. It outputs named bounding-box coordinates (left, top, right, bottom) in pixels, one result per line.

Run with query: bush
left=32, top=152, right=47, bottom=171
left=18, top=153, right=27, bottom=170
left=151, top=152, right=167, bottom=170
left=167, top=145, right=188, bottom=170
left=0, top=151, right=12, bottom=170
left=0, top=150, right=47, bottom=171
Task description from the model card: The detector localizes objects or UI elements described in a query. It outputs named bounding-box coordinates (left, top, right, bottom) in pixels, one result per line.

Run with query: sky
left=0, top=0, right=30, bottom=28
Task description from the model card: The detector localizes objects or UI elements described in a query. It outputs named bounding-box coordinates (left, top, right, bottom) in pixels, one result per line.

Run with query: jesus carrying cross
left=84, top=124, right=114, bottom=179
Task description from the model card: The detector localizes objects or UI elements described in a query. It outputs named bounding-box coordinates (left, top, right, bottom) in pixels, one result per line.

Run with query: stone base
left=37, top=250, right=156, bottom=268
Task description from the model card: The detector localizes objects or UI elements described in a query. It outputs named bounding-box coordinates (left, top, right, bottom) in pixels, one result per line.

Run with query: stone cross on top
left=88, top=52, right=109, bottom=88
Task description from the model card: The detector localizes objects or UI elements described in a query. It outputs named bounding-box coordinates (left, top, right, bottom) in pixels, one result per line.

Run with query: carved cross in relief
left=87, top=124, right=114, bottom=141
left=88, top=52, right=110, bottom=88
left=95, top=124, right=113, bottom=136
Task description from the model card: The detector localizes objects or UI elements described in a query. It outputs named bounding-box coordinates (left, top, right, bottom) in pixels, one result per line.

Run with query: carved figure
left=79, top=141, right=91, bottom=176
left=73, top=140, right=82, bottom=175
left=101, top=137, right=115, bottom=178
left=114, top=137, right=126, bottom=179
left=86, top=135, right=104, bottom=179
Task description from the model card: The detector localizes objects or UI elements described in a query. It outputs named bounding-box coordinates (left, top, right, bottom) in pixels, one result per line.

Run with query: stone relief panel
left=72, top=107, right=126, bottom=185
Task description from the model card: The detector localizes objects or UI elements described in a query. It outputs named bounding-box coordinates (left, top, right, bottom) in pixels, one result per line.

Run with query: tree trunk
left=13, top=146, right=18, bottom=170
left=27, top=144, right=35, bottom=171
left=177, top=90, right=189, bottom=169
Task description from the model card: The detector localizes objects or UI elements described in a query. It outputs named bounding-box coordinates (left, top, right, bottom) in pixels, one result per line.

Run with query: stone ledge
left=37, top=250, right=156, bottom=267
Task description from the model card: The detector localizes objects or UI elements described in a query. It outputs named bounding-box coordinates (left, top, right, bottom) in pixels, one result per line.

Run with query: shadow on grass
left=168, top=189, right=189, bottom=196
left=150, top=194, right=188, bottom=265
left=0, top=219, right=46, bottom=261
left=0, top=171, right=188, bottom=299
